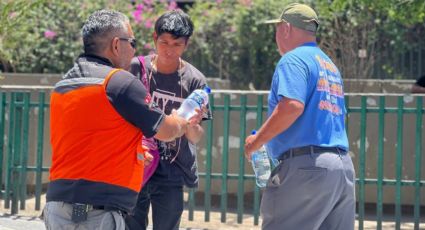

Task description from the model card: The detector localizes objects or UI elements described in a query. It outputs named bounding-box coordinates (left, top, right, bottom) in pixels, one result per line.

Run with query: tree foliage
left=0, top=0, right=424, bottom=88
left=0, top=0, right=173, bottom=73
left=0, top=0, right=45, bottom=71
left=187, top=0, right=425, bottom=88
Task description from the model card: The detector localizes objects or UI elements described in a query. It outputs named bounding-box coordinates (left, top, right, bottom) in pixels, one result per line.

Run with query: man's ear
left=152, top=32, right=158, bottom=50
left=153, top=31, right=158, bottom=42
left=111, top=37, right=120, bottom=56
left=284, top=23, right=291, bottom=39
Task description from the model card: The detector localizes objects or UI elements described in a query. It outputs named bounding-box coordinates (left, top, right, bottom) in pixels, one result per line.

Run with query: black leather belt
left=92, top=205, right=117, bottom=211
left=69, top=203, right=124, bottom=213
left=278, top=145, right=346, bottom=163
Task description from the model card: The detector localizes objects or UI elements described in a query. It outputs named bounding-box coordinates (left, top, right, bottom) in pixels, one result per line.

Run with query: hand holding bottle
left=244, top=132, right=262, bottom=160
left=177, top=87, right=211, bottom=120
left=188, top=107, right=204, bottom=126
left=246, top=130, right=271, bottom=188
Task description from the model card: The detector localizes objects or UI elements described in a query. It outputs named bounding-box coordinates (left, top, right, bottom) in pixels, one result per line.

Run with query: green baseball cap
left=263, top=3, right=319, bottom=32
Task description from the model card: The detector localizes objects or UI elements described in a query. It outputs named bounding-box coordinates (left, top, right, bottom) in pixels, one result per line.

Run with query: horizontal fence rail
left=0, top=88, right=424, bottom=229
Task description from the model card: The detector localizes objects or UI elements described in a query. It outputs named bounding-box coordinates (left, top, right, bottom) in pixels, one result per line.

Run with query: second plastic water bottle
left=250, top=131, right=271, bottom=188
left=177, top=86, right=211, bottom=120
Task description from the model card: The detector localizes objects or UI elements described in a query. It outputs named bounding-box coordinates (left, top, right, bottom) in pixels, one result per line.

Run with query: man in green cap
left=244, top=3, right=355, bottom=229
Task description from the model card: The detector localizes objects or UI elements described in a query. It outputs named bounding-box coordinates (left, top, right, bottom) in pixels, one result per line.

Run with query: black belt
left=69, top=203, right=124, bottom=213
left=92, top=205, right=121, bottom=212
left=278, top=145, right=345, bottom=163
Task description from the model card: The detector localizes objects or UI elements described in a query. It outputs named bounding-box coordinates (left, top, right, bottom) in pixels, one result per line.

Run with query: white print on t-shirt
left=151, top=89, right=185, bottom=160
left=151, top=89, right=184, bottom=111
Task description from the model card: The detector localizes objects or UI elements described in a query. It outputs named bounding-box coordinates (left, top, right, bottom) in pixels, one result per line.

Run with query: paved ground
left=0, top=194, right=423, bottom=230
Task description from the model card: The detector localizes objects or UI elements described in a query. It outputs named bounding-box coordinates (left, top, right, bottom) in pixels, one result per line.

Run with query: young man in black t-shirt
left=125, top=10, right=212, bottom=230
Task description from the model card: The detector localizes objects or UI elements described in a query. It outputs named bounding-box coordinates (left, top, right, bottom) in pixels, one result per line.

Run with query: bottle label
left=188, top=92, right=204, bottom=107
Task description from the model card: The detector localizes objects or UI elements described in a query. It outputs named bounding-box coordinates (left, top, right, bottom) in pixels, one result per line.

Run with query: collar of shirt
left=78, top=53, right=113, bottom=67
left=300, top=42, right=317, bottom=47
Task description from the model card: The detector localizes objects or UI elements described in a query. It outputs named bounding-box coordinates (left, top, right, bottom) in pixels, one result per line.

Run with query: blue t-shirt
left=266, top=42, right=349, bottom=159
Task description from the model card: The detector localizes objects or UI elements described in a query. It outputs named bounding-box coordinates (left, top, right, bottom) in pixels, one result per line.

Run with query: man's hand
left=188, top=108, right=203, bottom=126
left=245, top=134, right=261, bottom=162
left=155, top=109, right=189, bottom=142
left=144, top=151, right=154, bottom=166
left=185, top=107, right=205, bottom=144
left=170, top=109, right=189, bottom=137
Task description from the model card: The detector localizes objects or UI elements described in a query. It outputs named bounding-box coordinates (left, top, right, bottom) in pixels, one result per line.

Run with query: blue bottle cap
left=204, top=86, right=211, bottom=94
left=251, top=130, right=257, bottom=135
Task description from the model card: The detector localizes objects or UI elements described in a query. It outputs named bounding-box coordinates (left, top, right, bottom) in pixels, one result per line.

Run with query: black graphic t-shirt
left=130, top=55, right=212, bottom=188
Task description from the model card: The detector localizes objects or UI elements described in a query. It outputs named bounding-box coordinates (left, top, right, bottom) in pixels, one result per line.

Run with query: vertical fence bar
left=188, top=188, right=195, bottom=221
left=376, top=96, right=385, bottom=230
left=19, top=92, right=30, bottom=210
left=5, top=92, right=16, bottom=209
left=395, top=96, right=404, bottom=230
left=253, top=94, right=264, bottom=226
left=11, top=92, right=23, bottom=215
left=413, top=97, right=422, bottom=230
left=358, top=96, right=367, bottom=230
left=0, top=92, right=6, bottom=194
left=237, top=95, right=247, bottom=223
left=204, top=95, right=214, bottom=222
left=35, top=92, right=46, bottom=210
left=220, top=94, right=230, bottom=223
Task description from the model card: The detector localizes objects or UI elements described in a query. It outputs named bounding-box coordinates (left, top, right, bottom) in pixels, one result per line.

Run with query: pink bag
left=138, top=56, right=160, bottom=186
left=141, top=137, right=159, bottom=186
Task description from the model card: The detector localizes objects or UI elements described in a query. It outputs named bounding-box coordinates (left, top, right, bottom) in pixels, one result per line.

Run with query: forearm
left=255, top=98, right=304, bottom=149
left=185, top=124, right=204, bottom=144
left=154, top=114, right=188, bottom=142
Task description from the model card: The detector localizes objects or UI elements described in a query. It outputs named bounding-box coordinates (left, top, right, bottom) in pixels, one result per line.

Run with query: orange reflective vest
left=48, top=69, right=146, bottom=212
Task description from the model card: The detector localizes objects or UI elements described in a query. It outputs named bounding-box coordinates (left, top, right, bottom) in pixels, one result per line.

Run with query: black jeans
left=125, top=181, right=184, bottom=230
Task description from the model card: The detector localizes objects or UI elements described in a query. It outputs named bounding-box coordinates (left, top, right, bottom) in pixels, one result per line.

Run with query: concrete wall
left=1, top=73, right=424, bottom=206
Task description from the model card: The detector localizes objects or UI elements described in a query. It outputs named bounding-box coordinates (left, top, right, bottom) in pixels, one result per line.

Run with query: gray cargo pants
left=43, top=201, right=126, bottom=230
left=261, top=151, right=355, bottom=230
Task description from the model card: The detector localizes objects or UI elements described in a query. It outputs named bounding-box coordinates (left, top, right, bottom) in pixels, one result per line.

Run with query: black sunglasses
left=118, top=37, right=137, bottom=49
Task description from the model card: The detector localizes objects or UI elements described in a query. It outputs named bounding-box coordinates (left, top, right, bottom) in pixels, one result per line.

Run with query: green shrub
left=1, top=0, right=424, bottom=87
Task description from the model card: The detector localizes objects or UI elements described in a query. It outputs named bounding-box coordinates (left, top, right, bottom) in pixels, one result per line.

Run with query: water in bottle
left=250, top=130, right=271, bottom=188
left=177, top=86, right=211, bottom=120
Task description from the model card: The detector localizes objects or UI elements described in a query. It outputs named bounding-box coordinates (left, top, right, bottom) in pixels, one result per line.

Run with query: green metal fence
left=0, top=90, right=49, bottom=215
left=0, top=89, right=424, bottom=229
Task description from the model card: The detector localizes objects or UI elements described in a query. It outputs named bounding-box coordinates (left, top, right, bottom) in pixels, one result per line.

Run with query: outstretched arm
left=155, top=110, right=189, bottom=142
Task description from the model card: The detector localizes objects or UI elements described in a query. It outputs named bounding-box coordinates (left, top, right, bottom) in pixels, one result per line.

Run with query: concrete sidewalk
left=0, top=194, right=423, bottom=230
left=0, top=211, right=422, bottom=230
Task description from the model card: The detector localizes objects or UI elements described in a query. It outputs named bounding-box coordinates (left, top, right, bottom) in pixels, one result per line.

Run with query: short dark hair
left=154, top=10, right=194, bottom=40
left=82, top=9, right=129, bottom=54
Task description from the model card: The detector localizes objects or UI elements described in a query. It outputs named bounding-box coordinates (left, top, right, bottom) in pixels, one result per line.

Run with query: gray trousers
left=261, top=152, right=355, bottom=230
left=43, top=201, right=126, bottom=230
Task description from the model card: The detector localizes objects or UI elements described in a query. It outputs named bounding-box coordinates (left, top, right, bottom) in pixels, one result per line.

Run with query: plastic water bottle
left=250, top=130, right=271, bottom=188
left=177, top=86, right=211, bottom=120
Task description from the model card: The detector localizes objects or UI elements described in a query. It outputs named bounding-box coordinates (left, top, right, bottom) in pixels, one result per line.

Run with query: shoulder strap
left=103, top=68, right=121, bottom=90
left=137, top=56, right=149, bottom=90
